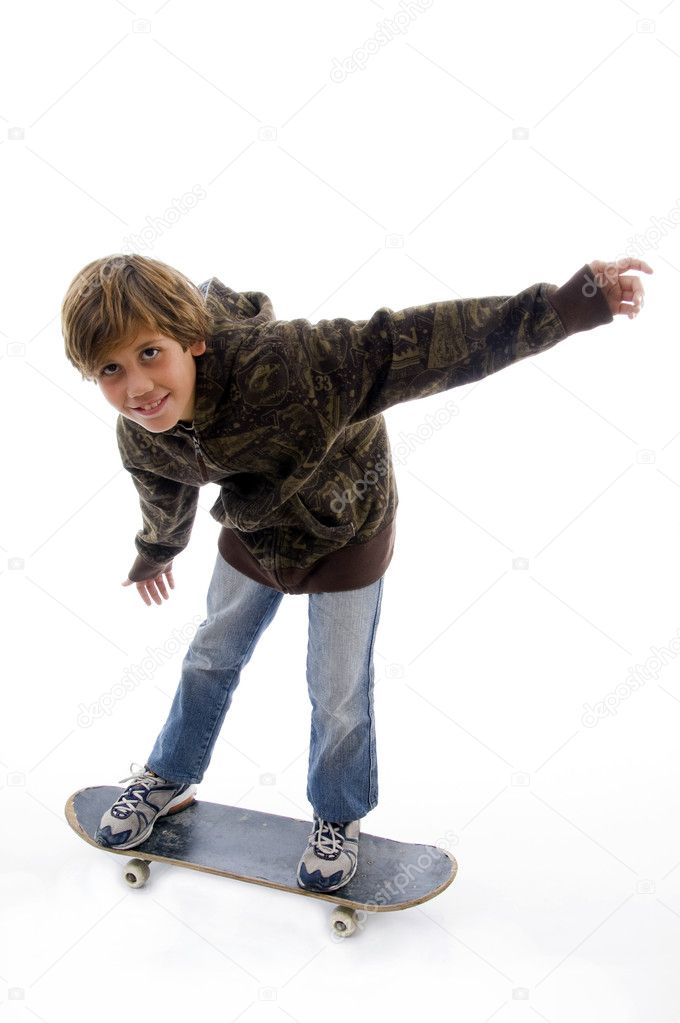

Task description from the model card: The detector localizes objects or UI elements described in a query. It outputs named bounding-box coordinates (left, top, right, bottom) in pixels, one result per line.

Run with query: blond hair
left=61, top=253, right=212, bottom=382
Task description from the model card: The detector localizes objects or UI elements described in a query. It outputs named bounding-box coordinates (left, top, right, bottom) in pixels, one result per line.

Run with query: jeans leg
left=305, top=575, right=384, bottom=822
left=146, top=552, right=284, bottom=784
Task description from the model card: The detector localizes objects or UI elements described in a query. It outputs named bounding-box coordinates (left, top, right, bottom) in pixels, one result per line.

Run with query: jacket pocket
left=289, top=492, right=355, bottom=541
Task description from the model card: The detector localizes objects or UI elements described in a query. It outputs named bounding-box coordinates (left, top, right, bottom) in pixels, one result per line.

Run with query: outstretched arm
left=272, top=258, right=652, bottom=432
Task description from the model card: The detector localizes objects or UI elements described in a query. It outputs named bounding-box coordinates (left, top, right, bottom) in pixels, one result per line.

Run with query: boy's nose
left=127, top=377, right=154, bottom=400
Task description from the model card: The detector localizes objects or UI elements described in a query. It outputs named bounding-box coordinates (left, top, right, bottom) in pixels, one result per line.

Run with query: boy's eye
left=99, top=347, right=160, bottom=377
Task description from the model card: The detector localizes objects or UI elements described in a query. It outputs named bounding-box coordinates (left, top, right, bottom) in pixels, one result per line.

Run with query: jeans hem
left=310, top=801, right=378, bottom=822
left=145, top=761, right=202, bottom=787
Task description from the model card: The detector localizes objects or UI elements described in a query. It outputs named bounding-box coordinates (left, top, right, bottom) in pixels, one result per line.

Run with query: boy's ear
left=190, top=338, right=207, bottom=357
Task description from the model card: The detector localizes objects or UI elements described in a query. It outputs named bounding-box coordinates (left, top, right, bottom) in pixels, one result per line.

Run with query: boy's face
left=95, top=326, right=206, bottom=432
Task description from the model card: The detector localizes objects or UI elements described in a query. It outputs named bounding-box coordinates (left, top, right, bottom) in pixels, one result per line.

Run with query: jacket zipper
left=180, top=422, right=290, bottom=591
left=178, top=422, right=209, bottom=483
left=191, top=431, right=209, bottom=483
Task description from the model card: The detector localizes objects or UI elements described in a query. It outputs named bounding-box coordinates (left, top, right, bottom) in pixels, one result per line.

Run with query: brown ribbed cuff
left=127, top=554, right=173, bottom=583
left=547, top=262, right=614, bottom=335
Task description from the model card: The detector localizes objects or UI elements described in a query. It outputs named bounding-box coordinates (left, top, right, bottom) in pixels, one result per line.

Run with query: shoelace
left=313, top=818, right=345, bottom=856
left=117, top=761, right=160, bottom=787
left=111, top=762, right=159, bottom=817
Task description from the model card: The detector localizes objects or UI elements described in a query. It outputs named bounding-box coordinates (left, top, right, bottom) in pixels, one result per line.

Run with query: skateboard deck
left=65, top=785, right=457, bottom=937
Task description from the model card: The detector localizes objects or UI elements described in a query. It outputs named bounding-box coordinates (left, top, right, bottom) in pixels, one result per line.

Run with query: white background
left=1, top=0, right=679, bottom=1019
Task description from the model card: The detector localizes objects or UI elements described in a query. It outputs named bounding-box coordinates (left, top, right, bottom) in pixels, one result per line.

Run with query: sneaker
left=297, top=816, right=360, bottom=892
left=94, top=762, right=197, bottom=850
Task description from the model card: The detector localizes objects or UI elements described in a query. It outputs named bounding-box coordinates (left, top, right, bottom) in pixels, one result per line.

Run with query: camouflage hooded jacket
left=118, top=264, right=613, bottom=594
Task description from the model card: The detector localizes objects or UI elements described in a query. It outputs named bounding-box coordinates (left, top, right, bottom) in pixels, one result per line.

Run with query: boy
left=61, top=253, right=651, bottom=893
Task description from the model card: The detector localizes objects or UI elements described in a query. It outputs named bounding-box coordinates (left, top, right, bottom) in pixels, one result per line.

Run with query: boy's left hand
left=589, top=257, right=654, bottom=319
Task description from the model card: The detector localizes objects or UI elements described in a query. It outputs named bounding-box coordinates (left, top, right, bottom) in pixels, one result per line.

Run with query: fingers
left=592, top=257, right=654, bottom=276
left=590, top=258, right=654, bottom=301
left=616, top=298, right=642, bottom=318
left=140, top=581, right=161, bottom=606
left=590, top=258, right=650, bottom=319
left=622, top=276, right=645, bottom=307
left=611, top=257, right=654, bottom=275
left=616, top=274, right=646, bottom=318
left=136, top=581, right=153, bottom=606
left=135, top=571, right=172, bottom=606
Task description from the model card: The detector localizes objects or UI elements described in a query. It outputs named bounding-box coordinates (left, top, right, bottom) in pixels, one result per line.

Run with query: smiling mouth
left=132, top=394, right=169, bottom=413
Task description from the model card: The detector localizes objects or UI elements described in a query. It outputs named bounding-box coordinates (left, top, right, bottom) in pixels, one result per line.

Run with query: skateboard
left=65, top=785, right=457, bottom=938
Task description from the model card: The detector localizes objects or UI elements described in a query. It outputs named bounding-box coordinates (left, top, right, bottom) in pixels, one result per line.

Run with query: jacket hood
left=199, top=277, right=276, bottom=330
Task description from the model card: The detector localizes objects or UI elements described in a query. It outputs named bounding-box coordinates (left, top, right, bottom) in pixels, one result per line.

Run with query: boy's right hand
left=121, top=562, right=175, bottom=606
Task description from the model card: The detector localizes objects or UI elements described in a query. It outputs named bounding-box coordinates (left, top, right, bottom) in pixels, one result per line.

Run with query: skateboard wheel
left=123, top=858, right=151, bottom=888
left=330, top=906, right=357, bottom=938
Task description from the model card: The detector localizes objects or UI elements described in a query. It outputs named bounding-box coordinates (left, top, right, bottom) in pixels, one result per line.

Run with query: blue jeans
left=146, top=551, right=385, bottom=822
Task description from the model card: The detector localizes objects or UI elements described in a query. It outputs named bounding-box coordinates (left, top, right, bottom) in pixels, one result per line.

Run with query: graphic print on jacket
left=117, top=267, right=613, bottom=593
